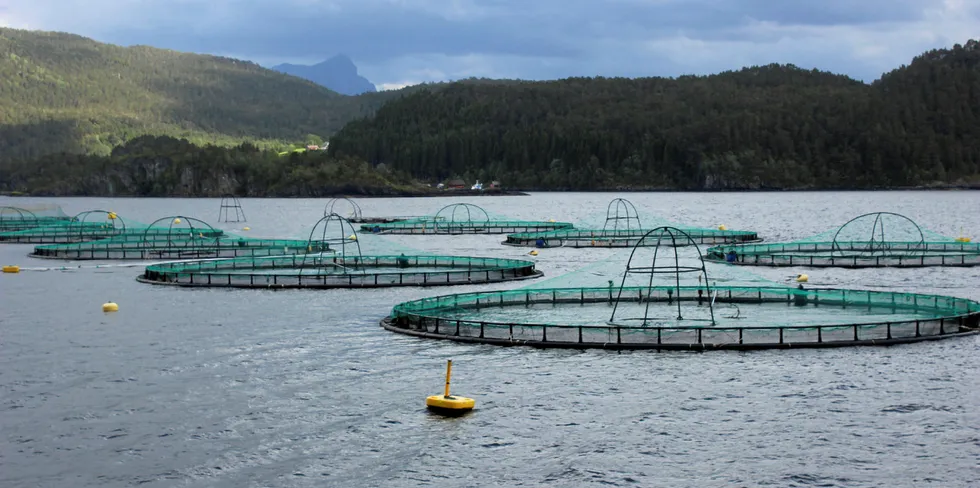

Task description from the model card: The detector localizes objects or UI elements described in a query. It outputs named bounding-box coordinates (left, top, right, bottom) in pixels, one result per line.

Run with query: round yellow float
left=718, top=224, right=728, bottom=231
left=2, top=265, right=20, bottom=273
left=102, top=302, right=119, bottom=312
left=529, top=249, right=538, bottom=256
left=796, top=273, right=809, bottom=283
left=426, top=359, right=475, bottom=416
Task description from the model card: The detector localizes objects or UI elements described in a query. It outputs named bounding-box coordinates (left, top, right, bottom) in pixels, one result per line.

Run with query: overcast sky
left=2, top=0, right=977, bottom=90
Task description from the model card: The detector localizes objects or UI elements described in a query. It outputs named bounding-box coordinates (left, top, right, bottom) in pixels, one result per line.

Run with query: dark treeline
left=329, top=40, right=980, bottom=190
left=0, top=135, right=426, bottom=197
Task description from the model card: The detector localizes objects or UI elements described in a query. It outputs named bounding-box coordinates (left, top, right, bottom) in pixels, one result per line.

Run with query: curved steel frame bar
left=67, top=210, right=125, bottom=240
left=323, top=197, right=364, bottom=221
left=143, top=216, right=220, bottom=249
left=602, top=198, right=642, bottom=232
left=609, top=226, right=715, bottom=326
left=831, top=212, right=925, bottom=256
left=218, top=195, right=247, bottom=223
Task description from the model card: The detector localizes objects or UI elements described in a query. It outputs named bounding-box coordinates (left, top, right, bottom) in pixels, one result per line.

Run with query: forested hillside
left=0, top=135, right=426, bottom=197
left=0, top=28, right=411, bottom=160
left=329, top=40, right=980, bottom=190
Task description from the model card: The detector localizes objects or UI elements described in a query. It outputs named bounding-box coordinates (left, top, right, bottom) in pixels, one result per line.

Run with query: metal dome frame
left=831, top=211, right=926, bottom=256
left=433, top=203, right=491, bottom=233
left=323, top=197, right=364, bottom=221
left=66, top=210, right=125, bottom=240
left=0, top=206, right=38, bottom=225
left=608, top=226, right=716, bottom=326
left=142, top=216, right=220, bottom=250
left=218, top=194, right=247, bottom=223
left=602, top=198, right=642, bottom=232
left=298, top=213, right=362, bottom=274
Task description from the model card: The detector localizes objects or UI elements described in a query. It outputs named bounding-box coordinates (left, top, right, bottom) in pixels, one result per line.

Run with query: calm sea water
left=1, top=192, right=979, bottom=488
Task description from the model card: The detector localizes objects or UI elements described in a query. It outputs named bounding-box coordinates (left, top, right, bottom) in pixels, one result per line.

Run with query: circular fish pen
left=324, top=197, right=417, bottom=224
left=362, top=203, right=573, bottom=235
left=0, top=212, right=225, bottom=244
left=383, top=227, right=980, bottom=350
left=32, top=236, right=316, bottom=260
left=705, top=212, right=980, bottom=268
left=0, top=206, right=40, bottom=232
left=29, top=216, right=274, bottom=260
left=0, top=205, right=71, bottom=232
left=137, top=214, right=543, bottom=288
left=502, top=198, right=759, bottom=248
left=217, top=195, right=247, bottom=223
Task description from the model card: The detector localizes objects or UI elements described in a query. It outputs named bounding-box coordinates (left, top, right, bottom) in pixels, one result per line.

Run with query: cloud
left=2, top=0, right=978, bottom=86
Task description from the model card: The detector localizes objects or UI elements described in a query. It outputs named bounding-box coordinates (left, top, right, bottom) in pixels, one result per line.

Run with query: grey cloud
left=7, top=0, right=976, bottom=85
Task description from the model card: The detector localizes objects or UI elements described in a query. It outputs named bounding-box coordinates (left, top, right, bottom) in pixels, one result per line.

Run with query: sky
left=1, top=0, right=978, bottom=90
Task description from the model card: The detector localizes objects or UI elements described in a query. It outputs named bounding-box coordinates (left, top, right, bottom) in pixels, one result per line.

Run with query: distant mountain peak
left=319, top=54, right=356, bottom=69
left=273, top=55, right=376, bottom=96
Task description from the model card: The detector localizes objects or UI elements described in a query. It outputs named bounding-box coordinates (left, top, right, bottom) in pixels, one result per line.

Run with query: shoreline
left=2, top=186, right=976, bottom=198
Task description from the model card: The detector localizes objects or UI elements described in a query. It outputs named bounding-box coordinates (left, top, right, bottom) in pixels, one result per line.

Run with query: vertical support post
left=444, top=359, right=453, bottom=398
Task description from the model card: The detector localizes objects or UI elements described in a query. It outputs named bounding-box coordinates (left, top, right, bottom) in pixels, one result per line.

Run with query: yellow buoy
left=529, top=249, right=538, bottom=256
left=796, top=274, right=809, bottom=283
left=955, top=236, right=971, bottom=243
left=2, top=265, right=20, bottom=273
left=718, top=224, right=728, bottom=231
left=102, top=302, right=119, bottom=312
left=426, top=359, right=475, bottom=415
left=348, top=234, right=357, bottom=241
left=173, top=218, right=182, bottom=224
left=107, top=212, right=117, bottom=220
left=548, top=218, right=556, bottom=223
left=243, top=226, right=250, bottom=231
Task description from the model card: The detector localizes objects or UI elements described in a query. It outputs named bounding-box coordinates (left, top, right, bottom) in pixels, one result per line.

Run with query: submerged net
left=361, top=202, right=573, bottom=235
left=502, top=198, right=759, bottom=248
left=382, top=226, right=980, bottom=349
left=705, top=212, right=980, bottom=268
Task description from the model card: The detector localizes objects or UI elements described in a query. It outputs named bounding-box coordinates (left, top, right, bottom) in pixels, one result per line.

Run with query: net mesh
left=382, top=225, right=980, bottom=349
left=136, top=213, right=542, bottom=288
left=503, top=198, right=759, bottom=247
left=706, top=212, right=980, bottom=268
left=0, top=204, right=71, bottom=232
left=139, top=254, right=541, bottom=288
left=361, top=202, right=573, bottom=235
left=386, top=285, right=980, bottom=348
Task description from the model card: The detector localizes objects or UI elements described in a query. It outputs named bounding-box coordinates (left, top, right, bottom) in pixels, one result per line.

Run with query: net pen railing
left=505, top=228, right=760, bottom=247
left=362, top=220, right=575, bottom=234
left=706, top=241, right=980, bottom=267
left=32, top=237, right=318, bottom=260
left=140, top=254, right=540, bottom=288
left=0, top=224, right=225, bottom=243
left=386, top=286, right=980, bottom=348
